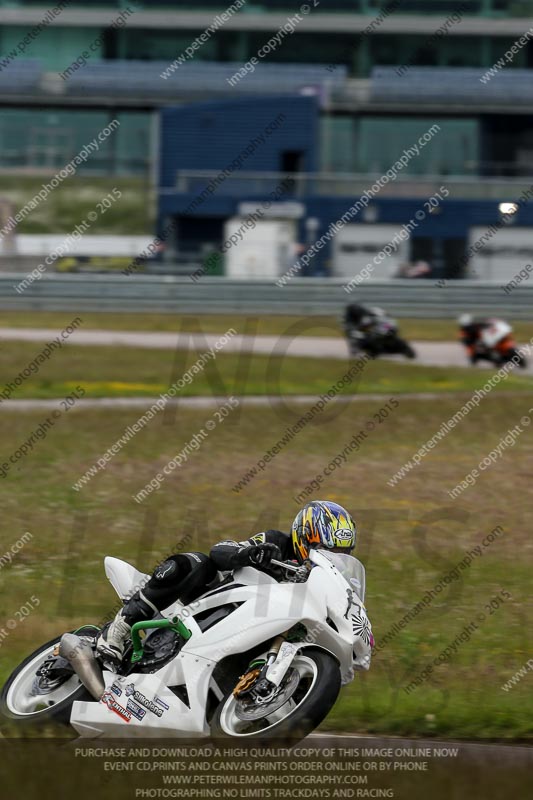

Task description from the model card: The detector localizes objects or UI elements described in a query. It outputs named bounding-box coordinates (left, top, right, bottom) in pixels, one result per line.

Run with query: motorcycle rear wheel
left=210, top=648, right=340, bottom=743
left=0, top=632, right=94, bottom=734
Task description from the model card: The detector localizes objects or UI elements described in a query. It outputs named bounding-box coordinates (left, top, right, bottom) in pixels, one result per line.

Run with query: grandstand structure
left=1, top=1, right=533, bottom=281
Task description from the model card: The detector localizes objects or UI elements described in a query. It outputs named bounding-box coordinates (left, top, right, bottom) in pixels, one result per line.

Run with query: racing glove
left=231, top=543, right=281, bottom=569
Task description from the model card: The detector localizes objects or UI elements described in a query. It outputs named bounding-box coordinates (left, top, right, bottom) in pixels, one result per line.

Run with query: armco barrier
left=0, top=275, right=531, bottom=318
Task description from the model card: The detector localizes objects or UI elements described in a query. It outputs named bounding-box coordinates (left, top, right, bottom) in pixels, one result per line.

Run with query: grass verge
left=0, top=395, right=532, bottom=738
left=0, top=342, right=532, bottom=399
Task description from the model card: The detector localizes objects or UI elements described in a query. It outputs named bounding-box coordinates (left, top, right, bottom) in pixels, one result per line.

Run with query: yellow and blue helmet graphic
left=291, top=500, right=357, bottom=562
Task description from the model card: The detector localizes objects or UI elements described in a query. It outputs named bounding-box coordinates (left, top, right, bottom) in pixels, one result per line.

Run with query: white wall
left=469, top=227, right=533, bottom=282
left=8, top=235, right=153, bottom=257
left=224, top=219, right=297, bottom=279
left=332, top=224, right=410, bottom=279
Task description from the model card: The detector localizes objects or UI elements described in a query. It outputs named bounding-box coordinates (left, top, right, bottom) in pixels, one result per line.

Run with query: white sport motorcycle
left=0, top=549, right=373, bottom=740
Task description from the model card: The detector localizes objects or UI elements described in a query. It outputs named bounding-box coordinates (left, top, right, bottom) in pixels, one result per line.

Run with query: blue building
left=158, top=93, right=533, bottom=282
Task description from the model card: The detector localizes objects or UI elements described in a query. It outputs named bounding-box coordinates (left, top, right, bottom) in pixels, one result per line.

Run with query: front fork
left=233, top=633, right=287, bottom=697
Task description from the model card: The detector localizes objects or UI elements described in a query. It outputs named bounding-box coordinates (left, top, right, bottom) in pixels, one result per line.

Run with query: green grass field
left=0, top=176, right=151, bottom=235
left=0, top=391, right=532, bottom=739
left=1, top=310, right=533, bottom=343
left=1, top=340, right=532, bottom=400
left=0, top=310, right=532, bottom=739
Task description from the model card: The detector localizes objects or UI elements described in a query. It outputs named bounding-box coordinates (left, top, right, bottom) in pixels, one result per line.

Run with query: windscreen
left=317, top=551, right=366, bottom=601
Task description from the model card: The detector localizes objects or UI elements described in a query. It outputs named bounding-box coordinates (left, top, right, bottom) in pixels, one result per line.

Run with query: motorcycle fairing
left=105, top=556, right=149, bottom=600
left=70, top=552, right=371, bottom=738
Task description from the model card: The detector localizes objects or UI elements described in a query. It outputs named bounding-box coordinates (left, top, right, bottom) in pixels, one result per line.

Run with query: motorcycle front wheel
left=508, top=349, right=528, bottom=369
left=398, top=339, right=416, bottom=359
left=210, top=648, right=341, bottom=743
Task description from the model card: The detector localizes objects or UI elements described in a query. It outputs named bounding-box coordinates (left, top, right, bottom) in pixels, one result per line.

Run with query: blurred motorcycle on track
left=458, top=315, right=527, bottom=368
left=344, top=305, right=416, bottom=360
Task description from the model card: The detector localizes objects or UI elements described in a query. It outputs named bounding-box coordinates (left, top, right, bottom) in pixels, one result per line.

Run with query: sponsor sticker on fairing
left=125, top=684, right=164, bottom=717
left=101, top=691, right=132, bottom=722
left=127, top=700, right=147, bottom=720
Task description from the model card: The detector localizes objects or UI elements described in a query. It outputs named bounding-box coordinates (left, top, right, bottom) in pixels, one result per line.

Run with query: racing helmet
left=458, top=313, right=473, bottom=327
left=291, top=500, right=357, bottom=563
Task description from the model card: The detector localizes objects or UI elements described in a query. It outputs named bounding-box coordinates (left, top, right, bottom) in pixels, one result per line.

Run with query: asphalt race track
left=0, top=326, right=531, bottom=374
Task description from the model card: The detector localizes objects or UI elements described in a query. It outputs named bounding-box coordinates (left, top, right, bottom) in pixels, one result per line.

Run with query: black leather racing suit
left=210, top=530, right=294, bottom=573
left=120, top=530, right=295, bottom=629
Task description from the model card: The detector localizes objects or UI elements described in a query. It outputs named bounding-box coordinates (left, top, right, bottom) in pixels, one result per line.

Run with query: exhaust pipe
left=60, top=633, right=105, bottom=701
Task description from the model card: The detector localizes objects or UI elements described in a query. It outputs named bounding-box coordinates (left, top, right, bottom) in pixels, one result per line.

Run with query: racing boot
left=96, top=591, right=157, bottom=668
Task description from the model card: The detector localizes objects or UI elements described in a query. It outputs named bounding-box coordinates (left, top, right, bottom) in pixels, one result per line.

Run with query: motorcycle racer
left=343, top=303, right=384, bottom=338
left=96, top=500, right=357, bottom=668
left=212, top=499, right=356, bottom=571
left=344, top=303, right=415, bottom=360
left=457, top=313, right=492, bottom=363
left=457, top=314, right=525, bottom=367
